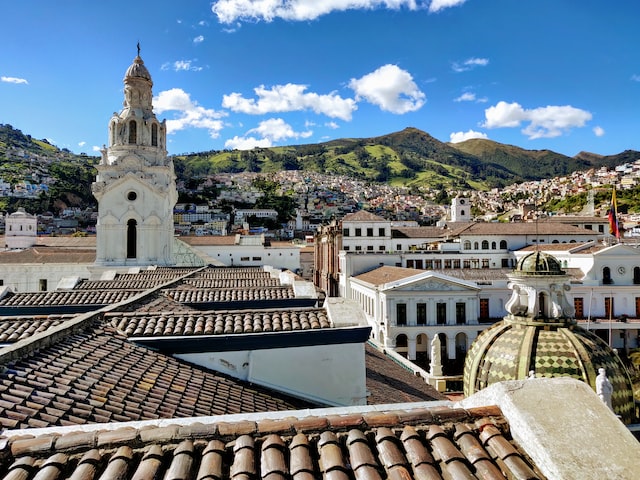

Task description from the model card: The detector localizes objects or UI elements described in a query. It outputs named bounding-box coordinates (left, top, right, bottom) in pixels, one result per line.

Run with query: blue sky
left=2, top=0, right=639, bottom=157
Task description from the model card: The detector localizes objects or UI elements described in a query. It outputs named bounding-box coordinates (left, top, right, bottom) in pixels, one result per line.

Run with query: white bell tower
left=92, top=46, right=178, bottom=266
left=451, top=196, right=471, bottom=222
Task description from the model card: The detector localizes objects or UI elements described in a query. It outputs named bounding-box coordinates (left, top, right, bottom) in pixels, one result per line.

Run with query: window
left=474, top=242, right=479, bottom=249
left=463, top=259, right=471, bottom=268
left=482, top=259, right=490, bottom=269
left=636, top=297, right=640, bottom=318
left=0, top=280, right=4, bottom=286
left=252, top=256, right=262, bottom=261
left=128, top=120, right=137, bottom=144
left=344, top=246, right=350, bottom=251
left=39, top=279, right=47, bottom=291
left=396, top=303, right=407, bottom=325
left=453, top=259, right=460, bottom=268
left=378, top=245, right=386, bottom=251
left=605, top=297, right=614, bottom=318
left=151, top=123, right=158, bottom=146
left=463, top=240, right=471, bottom=250
left=415, top=259, right=423, bottom=269
left=444, top=259, right=452, bottom=269
left=456, top=303, right=466, bottom=324
left=425, top=260, right=433, bottom=269
left=355, top=246, right=362, bottom=251
left=343, top=228, right=350, bottom=237
left=436, top=303, right=447, bottom=325
left=502, top=258, right=510, bottom=267
left=500, top=240, right=507, bottom=249
left=574, top=297, right=584, bottom=319
left=378, top=228, right=385, bottom=236
left=127, top=219, right=137, bottom=259
left=355, top=228, right=362, bottom=236
left=240, top=256, right=250, bottom=261
left=417, top=303, right=427, bottom=325
left=479, top=299, right=489, bottom=319
left=396, top=244, right=402, bottom=251
left=367, top=245, right=374, bottom=251
left=407, top=259, right=415, bottom=268
left=491, top=242, right=497, bottom=250
left=367, top=228, right=374, bottom=236
left=481, top=240, right=489, bottom=249
left=634, top=267, right=640, bottom=284
left=603, top=267, right=613, bottom=285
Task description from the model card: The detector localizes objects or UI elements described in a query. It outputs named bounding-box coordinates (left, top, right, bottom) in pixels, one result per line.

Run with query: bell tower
left=92, top=46, right=178, bottom=266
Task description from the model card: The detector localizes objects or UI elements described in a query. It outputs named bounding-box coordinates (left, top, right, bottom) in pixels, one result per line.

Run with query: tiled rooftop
left=0, top=290, right=143, bottom=308
left=0, top=404, right=545, bottom=480
left=0, top=247, right=96, bottom=264
left=0, top=326, right=311, bottom=430
left=107, top=307, right=332, bottom=337
left=164, top=286, right=296, bottom=304
left=0, top=315, right=72, bottom=344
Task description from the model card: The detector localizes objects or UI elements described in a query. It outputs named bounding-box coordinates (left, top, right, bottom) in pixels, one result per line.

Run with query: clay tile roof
left=353, top=266, right=425, bottom=286
left=0, top=326, right=311, bottom=430
left=342, top=211, right=387, bottom=222
left=0, top=247, right=96, bottom=264
left=163, top=286, right=296, bottom=304
left=0, top=404, right=544, bottom=480
left=0, top=315, right=72, bottom=343
left=0, top=290, right=143, bottom=308
left=107, top=307, right=333, bottom=337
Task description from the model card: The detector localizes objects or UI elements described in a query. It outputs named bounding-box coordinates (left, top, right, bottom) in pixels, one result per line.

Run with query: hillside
left=175, top=127, right=639, bottom=191
left=2, top=123, right=639, bottom=215
left=0, top=124, right=99, bottom=214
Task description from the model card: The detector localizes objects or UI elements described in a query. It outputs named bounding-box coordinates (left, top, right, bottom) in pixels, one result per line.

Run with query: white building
left=91, top=49, right=177, bottom=267
left=4, top=208, right=37, bottom=249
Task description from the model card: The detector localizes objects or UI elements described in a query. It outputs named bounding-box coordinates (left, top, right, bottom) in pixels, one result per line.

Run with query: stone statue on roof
left=596, top=367, right=613, bottom=411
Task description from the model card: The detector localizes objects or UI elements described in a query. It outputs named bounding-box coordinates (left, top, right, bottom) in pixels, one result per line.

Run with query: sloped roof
left=0, top=247, right=96, bottom=264
left=353, top=266, right=425, bottom=286
left=0, top=325, right=311, bottom=430
left=0, top=403, right=543, bottom=480
left=342, top=210, right=387, bottom=222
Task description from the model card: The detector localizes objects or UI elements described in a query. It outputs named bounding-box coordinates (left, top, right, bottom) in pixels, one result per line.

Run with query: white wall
left=176, top=342, right=367, bottom=406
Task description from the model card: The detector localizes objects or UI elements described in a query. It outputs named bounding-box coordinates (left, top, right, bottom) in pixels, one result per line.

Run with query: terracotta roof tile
left=0, top=404, right=544, bottom=480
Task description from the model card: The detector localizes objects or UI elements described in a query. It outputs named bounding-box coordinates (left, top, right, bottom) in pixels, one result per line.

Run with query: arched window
left=460, top=209, right=465, bottom=217
left=128, top=120, right=137, bottom=144
left=491, top=241, right=496, bottom=250
left=127, top=219, right=137, bottom=259
left=463, top=240, right=471, bottom=250
left=395, top=334, right=408, bottom=348
left=473, top=241, right=479, bottom=250
left=634, top=267, right=640, bottom=285
left=499, top=240, right=507, bottom=249
left=603, top=266, right=612, bottom=285
left=111, top=122, right=116, bottom=145
left=151, top=123, right=158, bottom=146
left=481, top=240, right=489, bottom=250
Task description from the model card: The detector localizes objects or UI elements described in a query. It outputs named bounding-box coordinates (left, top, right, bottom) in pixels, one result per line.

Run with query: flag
left=608, top=188, right=620, bottom=239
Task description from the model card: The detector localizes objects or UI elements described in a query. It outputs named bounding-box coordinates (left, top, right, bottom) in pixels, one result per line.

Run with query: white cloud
left=593, top=126, right=605, bottom=137
left=92, top=146, right=102, bottom=152
left=212, top=0, right=424, bottom=24
left=454, top=92, right=476, bottom=102
left=225, top=135, right=273, bottom=150
left=449, top=130, right=488, bottom=143
left=161, top=60, right=203, bottom=72
left=429, top=0, right=466, bottom=12
left=325, top=121, right=340, bottom=129
left=1, top=76, right=28, bottom=85
left=225, top=118, right=312, bottom=150
left=453, top=91, right=488, bottom=103
left=222, top=83, right=357, bottom=120
left=349, top=64, right=425, bottom=114
left=78, top=141, right=86, bottom=147
left=452, top=57, right=489, bottom=73
left=153, top=88, right=227, bottom=138
left=193, top=35, right=205, bottom=43
left=483, top=101, right=593, bottom=139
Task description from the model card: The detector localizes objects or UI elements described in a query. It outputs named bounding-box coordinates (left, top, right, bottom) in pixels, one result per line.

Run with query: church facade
left=92, top=50, right=178, bottom=267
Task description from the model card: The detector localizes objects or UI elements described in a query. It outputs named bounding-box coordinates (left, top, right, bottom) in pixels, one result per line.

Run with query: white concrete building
left=4, top=208, right=37, bottom=249
left=92, top=50, right=177, bottom=267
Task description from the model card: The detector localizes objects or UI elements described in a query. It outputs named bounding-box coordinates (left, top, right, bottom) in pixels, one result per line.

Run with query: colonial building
left=92, top=48, right=177, bottom=267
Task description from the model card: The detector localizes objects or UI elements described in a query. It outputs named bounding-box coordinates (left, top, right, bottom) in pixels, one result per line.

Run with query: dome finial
left=136, top=41, right=141, bottom=57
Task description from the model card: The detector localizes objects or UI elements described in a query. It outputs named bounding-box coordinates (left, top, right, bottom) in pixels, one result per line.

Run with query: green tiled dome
left=515, top=250, right=564, bottom=275
left=463, top=316, right=635, bottom=424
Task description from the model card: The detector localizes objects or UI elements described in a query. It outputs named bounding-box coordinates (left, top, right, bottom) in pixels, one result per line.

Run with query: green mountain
left=175, top=127, right=638, bottom=191
left=2, top=123, right=639, bottom=216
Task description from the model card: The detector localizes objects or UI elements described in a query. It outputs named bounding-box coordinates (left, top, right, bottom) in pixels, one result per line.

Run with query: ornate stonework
left=92, top=50, right=177, bottom=266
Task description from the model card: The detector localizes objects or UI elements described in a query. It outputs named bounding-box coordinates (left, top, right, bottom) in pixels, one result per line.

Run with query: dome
left=516, top=250, right=564, bottom=275
left=463, top=319, right=635, bottom=423
left=124, top=55, right=151, bottom=81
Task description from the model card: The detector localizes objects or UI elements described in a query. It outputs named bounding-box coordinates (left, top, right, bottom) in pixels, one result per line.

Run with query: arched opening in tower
left=128, top=120, right=137, bottom=144
left=127, top=219, right=137, bottom=259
